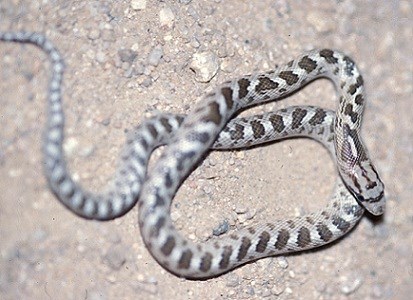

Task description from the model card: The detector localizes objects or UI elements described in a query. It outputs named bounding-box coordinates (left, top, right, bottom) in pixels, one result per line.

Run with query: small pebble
left=190, top=52, right=219, bottom=82
left=271, top=284, right=285, bottom=296
left=118, top=49, right=138, bottom=63
left=306, top=11, right=335, bottom=33
left=225, top=273, right=241, bottom=287
left=212, top=219, right=229, bottom=236
left=64, top=137, right=79, bottom=156
left=159, top=7, right=175, bottom=28
left=234, top=206, right=248, bottom=214
left=148, top=46, right=163, bottom=66
left=340, top=274, right=364, bottom=295
left=261, top=288, right=272, bottom=297
left=103, top=245, right=127, bottom=270
left=276, top=256, right=289, bottom=269
left=87, top=29, right=101, bottom=40
left=95, top=51, right=107, bottom=64
left=131, top=0, right=146, bottom=10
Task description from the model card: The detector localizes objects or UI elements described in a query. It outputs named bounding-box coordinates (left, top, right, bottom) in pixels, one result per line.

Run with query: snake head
left=341, top=160, right=385, bottom=216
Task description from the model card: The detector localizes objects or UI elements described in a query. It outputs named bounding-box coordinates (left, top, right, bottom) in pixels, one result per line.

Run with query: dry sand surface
left=0, top=1, right=412, bottom=299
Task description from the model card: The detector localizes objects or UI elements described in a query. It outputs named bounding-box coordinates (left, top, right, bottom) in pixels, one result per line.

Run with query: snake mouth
left=353, top=190, right=385, bottom=216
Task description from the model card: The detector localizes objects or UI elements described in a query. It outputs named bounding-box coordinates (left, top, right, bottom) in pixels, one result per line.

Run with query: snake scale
left=1, top=31, right=385, bottom=278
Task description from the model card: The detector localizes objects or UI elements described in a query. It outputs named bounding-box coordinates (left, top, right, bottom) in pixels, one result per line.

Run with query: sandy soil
left=0, top=1, right=411, bottom=299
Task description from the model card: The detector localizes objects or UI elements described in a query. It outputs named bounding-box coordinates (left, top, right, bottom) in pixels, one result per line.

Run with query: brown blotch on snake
left=291, top=108, right=307, bottom=129
left=298, top=56, right=318, bottom=73
left=200, top=252, right=213, bottom=272
left=238, top=78, right=251, bottom=99
left=274, top=229, right=290, bottom=250
left=297, top=227, right=312, bottom=248
left=255, top=231, right=271, bottom=253
left=219, top=246, right=233, bottom=270
left=161, top=236, right=176, bottom=256
left=255, top=76, right=279, bottom=93
left=278, top=70, right=299, bottom=85
left=316, top=223, right=333, bottom=242
left=319, top=49, right=338, bottom=64
left=237, top=237, right=252, bottom=261
left=250, top=120, right=266, bottom=139
left=178, top=250, right=193, bottom=269
left=269, top=114, right=285, bottom=132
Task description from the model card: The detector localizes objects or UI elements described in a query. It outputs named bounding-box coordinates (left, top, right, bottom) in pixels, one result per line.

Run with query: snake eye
left=355, top=193, right=365, bottom=204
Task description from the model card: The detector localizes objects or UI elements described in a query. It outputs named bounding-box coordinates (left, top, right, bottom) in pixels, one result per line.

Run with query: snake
left=1, top=31, right=385, bottom=279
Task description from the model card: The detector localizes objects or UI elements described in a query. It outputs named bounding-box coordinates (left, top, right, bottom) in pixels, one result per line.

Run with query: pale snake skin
left=0, top=32, right=385, bottom=278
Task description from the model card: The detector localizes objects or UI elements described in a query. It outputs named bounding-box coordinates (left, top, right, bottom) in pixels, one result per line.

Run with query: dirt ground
left=0, top=1, right=411, bottom=299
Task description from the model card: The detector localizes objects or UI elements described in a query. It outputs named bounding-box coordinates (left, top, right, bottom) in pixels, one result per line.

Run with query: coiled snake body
left=1, top=32, right=385, bottom=278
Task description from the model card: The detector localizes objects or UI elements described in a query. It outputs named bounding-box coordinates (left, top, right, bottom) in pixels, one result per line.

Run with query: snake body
left=1, top=32, right=385, bottom=278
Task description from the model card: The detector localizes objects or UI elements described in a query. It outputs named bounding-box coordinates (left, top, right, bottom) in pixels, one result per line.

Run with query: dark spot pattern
left=178, top=250, right=193, bottom=269
left=316, top=223, right=333, bottom=242
left=202, top=102, right=222, bottom=125
left=161, top=236, right=176, bottom=256
left=347, top=75, right=364, bottom=95
left=230, top=234, right=239, bottom=240
left=292, top=108, right=307, bottom=129
left=160, top=117, right=173, bottom=132
left=308, top=108, right=327, bottom=125
left=297, top=227, right=311, bottom=248
left=332, top=216, right=351, bottom=232
left=248, top=227, right=256, bottom=234
left=298, top=56, right=317, bottom=73
left=189, top=131, right=210, bottom=144
left=321, top=210, right=330, bottom=219
left=269, top=114, right=285, bottom=132
left=140, top=138, right=149, bottom=151
left=343, top=55, right=356, bottom=76
left=237, top=237, right=252, bottom=261
left=320, top=49, right=338, bottom=64
left=278, top=71, right=299, bottom=85
left=255, top=231, right=271, bottom=253
left=150, top=216, right=165, bottom=238
left=274, top=229, right=290, bottom=250
left=147, top=123, right=158, bottom=139
left=266, top=223, right=275, bottom=230
left=255, top=76, right=279, bottom=93
left=219, top=246, right=233, bottom=269
left=200, top=252, right=213, bottom=272
left=155, top=191, right=166, bottom=207
left=347, top=84, right=357, bottom=95
left=355, top=94, right=364, bottom=105
left=286, top=220, right=296, bottom=229
left=221, top=87, right=234, bottom=110
left=250, top=120, right=265, bottom=139
left=238, top=78, right=250, bottom=99
left=344, top=103, right=358, bottom=123
left=229, top=123, right=245, bottom=141
left=164, top=170, right=173, bottom=188
left=176, top=150, right=196, bottom=172
left=306, top=217, right=315, bottom=225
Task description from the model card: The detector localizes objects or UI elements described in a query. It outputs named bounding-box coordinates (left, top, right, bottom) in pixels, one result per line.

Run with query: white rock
left=131, top=0, right=146, bottom=10
left=159, top=7, right=175, bottom=28
left=190, top=52, right=219, bottom=83
left=306, top=11, right=335, bottom=33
